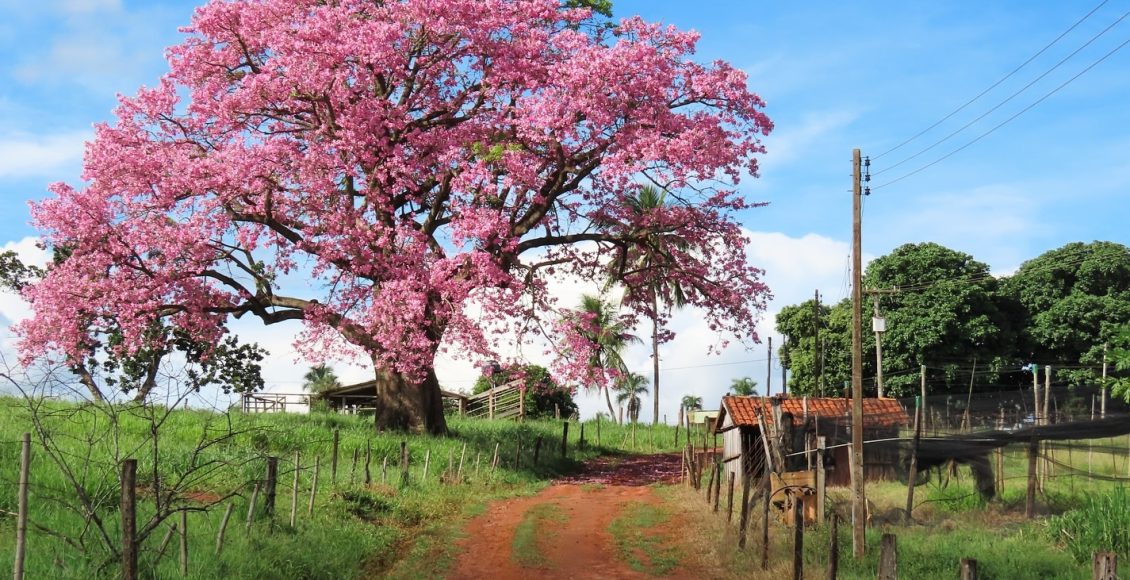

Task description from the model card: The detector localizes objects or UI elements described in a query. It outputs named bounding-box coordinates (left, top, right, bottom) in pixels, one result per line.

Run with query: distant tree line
left=776, top=241, right=1130, bottom=397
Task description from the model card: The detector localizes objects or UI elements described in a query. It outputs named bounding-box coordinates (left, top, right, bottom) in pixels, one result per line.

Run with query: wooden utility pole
left=1032, top=366, right=1040, bottom=426
left=814, top=290, right=822, bottom=395
left=865, top=289, right=897, bottom=398
left=921, top=364, right=929, bottom=434
left=1102, top=343, right=1109, bottom=419
left=849, top=148, right=867, bottom=558
left=767, top=337, right=773, bottom=396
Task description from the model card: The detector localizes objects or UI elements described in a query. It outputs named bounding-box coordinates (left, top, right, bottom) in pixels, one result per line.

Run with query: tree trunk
left=604, top=385, right=617, bottom=421
left=373, top=366, right=447, bottom=435
left=651, top=297, right=660, bottom=426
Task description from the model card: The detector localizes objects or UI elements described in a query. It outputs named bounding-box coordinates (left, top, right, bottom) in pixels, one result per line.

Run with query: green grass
left=0, top=396, right=679, bottom=579
left=1047, top=486, right=1130, bottom=564
left=608, top=502, right=682, bottom=576
left=511, top=503, right=566, bottom=568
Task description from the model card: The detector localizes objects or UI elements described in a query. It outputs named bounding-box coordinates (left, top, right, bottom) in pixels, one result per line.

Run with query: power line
left=874, top=34, right=1130, bottom=191
left=875, top=5, right=1130, bottom=177
left=872, top=0, right=1113, bottom=161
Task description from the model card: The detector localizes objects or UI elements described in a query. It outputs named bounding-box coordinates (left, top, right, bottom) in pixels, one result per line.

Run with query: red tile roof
left=718, top=396, right=908, bottom=431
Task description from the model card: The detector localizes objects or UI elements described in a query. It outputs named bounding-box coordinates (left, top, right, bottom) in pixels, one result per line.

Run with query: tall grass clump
left=1047, top=486, right=1130, bottom=563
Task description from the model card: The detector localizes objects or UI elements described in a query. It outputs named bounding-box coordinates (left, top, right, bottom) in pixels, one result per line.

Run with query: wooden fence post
left=706, top=461, right=716, bottom=504
left=760, top=475, right=770, bottom=571
left=738, top=465, right=752, bottom=549
left=596, top=415, right=601, bottom=447
left=308, top=455, right=320, bottom=516
left=561, top=421, right=569, bottom=458
left=792, top=499, right=804, bottom=580
left=179, top=510, right=189, bottom=577
left=726, top=472, right=736, bottom=523
left=816, top=436, right=827, bottom=524
left=457, top=443, right=467, bottom=481
left=878, top=533, right=897, bottom=580
left=121, top=458, right=138, bottom=580
left=14, top=433, right=31, bottom=580
left=400, top=441, right=409, bottom=487
left=491, top=442, right=500, bottom=473
left=533, top=437, right=543, bottom=465
left=215, top=503, right=234, bottom=556
left=423, top=449, right=431, bottom=482
left=828, top=515, right=839, bottom=580
left=350, top=448, right=359, bottom=485
left=1026, top=438, right=1038, bottom=518
left=960, top=558, right=978, bottom=580
left=712, top=462, right=722, bottom=513
left=1093, top=552, right=1117, bottom=580
left=905, top=397, right=921, bottom=523
left=514, top=440, right=522, bottom=469
left=290, top=451, right=301, bottom=527
left=264, top=456, right=279, bottom=517
left=245, top=483, right=260, bottom=531
left=579, top=423, right=585, bottom=451
left=331, top=429, right=340, bottom=486
left=364, top=443, right=372, bottom=485
left=675, top=406, right=683, bottom=447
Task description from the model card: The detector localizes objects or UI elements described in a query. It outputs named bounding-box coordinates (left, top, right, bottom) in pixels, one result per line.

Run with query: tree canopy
left=775, top=241, right=1130, bottom=397
left=1002, top=241, right=1130, bottom=383
left=17, top=0, right=771, bottom=433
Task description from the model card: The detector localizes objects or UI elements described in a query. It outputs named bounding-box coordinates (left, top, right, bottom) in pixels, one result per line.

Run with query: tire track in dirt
left=448, top=453, right=722, bottom=580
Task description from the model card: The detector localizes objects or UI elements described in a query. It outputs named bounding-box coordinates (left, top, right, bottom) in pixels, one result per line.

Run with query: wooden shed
left=714, top=395, right=909, bottom=490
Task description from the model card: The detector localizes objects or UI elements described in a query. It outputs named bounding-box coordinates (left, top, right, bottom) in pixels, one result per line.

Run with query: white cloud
left=0, top=237, right=48, bottom=325
left=0, top=131, right=90, bottom=179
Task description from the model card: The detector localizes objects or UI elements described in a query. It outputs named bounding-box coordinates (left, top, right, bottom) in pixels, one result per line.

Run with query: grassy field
left=670, top=438, right=1130, bottom=580
left=0, top=396, right=680, bottom=579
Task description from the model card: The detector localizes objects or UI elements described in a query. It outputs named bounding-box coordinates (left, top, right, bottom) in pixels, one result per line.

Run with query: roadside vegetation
left=0, top=397, right=680, bottom=579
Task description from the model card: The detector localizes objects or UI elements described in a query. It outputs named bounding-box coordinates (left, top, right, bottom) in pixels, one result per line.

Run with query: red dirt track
left=447, top=452, right=723, bottom=580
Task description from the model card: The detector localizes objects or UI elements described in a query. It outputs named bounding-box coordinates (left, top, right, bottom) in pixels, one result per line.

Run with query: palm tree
left=730, top=377, right=758, bottom=396
left=606, top=185, right=688, bottom=426
left=615, top=372, right=649, bottom=423
left=568, top=294, right=640, bottom=418
left=681, top=394, right=703, bottom=412
left=302, top=363, right=341, bottom=394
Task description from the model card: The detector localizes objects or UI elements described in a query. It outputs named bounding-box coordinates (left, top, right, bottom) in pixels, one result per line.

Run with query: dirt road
left=447, top=453, right=727, bottom=580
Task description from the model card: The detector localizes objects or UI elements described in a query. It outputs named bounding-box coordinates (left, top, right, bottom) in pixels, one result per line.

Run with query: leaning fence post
left=245, top=483, right=260, bottom=531
left=14, top=433, right=31, bottom=580
left=308, top=455, right=320, bottom=516
left=726, top=472, right=736, bottom=523
left=706, top=461, right=716, bottom=505
left=738, top=464, right=752, bottom=549
left=1093, top=552, right=1117, bottom=580
left=561, top=421, right=569, bottom=458
left=423, top=449, right=432, bottom=482
left=120, top=458, right=138, bottom=580
left=792, top=499, right=804, bottom=580
left=331, top=429, right=340, bottom=486
left=960, top=558, right=978, bottom=580
left=290, top=451, right=301, bottom=527
left=400, top=441, right=410, bottom=487
left=828, top=515, right=839, bottom=580
left=712, top=462, right=722, bottom=513
left=264, top=456, right=279, bottom=517
left=215, top=503, right=234, bottom=556
left=179, top=510, right=189, bottom=577
left=878, top=533, right=897, bottom=580
left=457, top=443, right=467, bottom=481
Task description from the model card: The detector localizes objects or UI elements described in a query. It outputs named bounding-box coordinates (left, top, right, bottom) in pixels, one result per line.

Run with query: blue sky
left=1, top=0, right=1128, bottom=419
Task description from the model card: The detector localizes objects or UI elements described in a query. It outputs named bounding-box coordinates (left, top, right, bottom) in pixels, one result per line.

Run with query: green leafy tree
left=615, top=372, right=649, bottom=423
left=303, top=364, right=342, bottom=394
left=861, top=243, right=1017, bottom=395
left=1109, top=326, right=1130, bottom=401
left=681, top=394, right=703, bottom=411
left=472, top=364, right=579, bottom=419
left=1001, top=241, right=1130, bottom=384
left=776, top=298, right=853, bottom=396
left=729, top=376, right=758, bottom=396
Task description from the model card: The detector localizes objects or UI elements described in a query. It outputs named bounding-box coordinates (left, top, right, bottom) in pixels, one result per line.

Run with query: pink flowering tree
left=19, top=0, right=771, bottom=434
